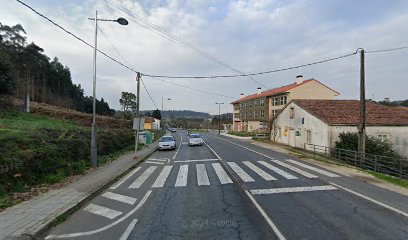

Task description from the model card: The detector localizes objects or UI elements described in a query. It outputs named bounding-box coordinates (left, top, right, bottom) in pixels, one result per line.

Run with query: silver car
left=188, top=133, right=203, bottom=146
left=158, top=136, right=176, bottom=150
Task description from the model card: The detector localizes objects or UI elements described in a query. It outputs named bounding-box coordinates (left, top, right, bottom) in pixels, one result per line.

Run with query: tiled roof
left=231, top=79, right=338, bottom=104
left=293, top=99, right=408, bottom=126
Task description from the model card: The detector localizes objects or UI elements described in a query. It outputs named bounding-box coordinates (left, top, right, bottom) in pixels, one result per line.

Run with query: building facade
left=272, top=99, right=408, bottom=157
left=231, top=76, right=339, bottom=132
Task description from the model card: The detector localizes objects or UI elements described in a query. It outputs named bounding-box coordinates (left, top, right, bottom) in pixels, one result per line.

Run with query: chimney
left=240, top=93, right=245, bottom=99
left=256, top=87, right=262, bottom=95
left=296, top=75, right=304, bottom=84
left=384, top=97, right=390, bottom=102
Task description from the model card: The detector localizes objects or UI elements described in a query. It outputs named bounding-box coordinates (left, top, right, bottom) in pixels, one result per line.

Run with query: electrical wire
left=142, top=51, right=359, bottom=79
left=98, top=26, right=160, bottom=109
left=104, top=0, right=268, bottom=88
left=366, top=45, right=408, bottom=53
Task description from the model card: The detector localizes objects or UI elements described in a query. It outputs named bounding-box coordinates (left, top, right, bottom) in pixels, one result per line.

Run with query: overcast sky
left=1, top=0, right=407, bottom=114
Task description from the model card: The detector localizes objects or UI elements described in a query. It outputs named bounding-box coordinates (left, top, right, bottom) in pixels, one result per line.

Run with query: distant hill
left=140, top=110, right=232, bottom=119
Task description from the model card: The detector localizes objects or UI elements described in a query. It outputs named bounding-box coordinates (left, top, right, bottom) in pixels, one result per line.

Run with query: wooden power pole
left=135, top=72, right=141, bottom=154
left=358, top=49, right=366, bottom=155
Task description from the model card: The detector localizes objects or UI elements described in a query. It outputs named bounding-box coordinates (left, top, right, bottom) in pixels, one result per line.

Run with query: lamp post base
left=91, top=123, right=97, bottom=168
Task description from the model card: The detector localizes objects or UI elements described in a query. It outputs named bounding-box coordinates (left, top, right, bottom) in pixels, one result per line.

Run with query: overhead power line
left=142, top=51, right=359, bottom=79
left=104, top=0, right=268, bottom=88
left=98, top=26, right=159, bottom=109
left=366, top=45, right=408, bottom=53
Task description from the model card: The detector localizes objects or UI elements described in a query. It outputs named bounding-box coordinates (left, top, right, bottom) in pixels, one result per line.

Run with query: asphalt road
left=45, top=130, right=408, bottom=240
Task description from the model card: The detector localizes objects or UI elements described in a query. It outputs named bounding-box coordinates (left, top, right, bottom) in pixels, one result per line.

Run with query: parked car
left=189, top=133, right=203, bottom=146
left=158, top=136, right=177, bottom=150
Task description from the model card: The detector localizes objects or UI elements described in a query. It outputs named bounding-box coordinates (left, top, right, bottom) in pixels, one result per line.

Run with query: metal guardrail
left=304, top=143, right=408, bottom=180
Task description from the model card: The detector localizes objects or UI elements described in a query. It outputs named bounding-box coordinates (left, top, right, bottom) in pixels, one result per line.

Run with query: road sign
left=133, top=118, right=145, bottom=130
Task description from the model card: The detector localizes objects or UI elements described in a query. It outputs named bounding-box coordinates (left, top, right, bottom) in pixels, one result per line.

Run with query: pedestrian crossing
left=84, top=159, right=341, bottom=220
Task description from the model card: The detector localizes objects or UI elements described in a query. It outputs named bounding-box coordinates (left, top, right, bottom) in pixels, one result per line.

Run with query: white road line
left=128, top=166, right=157, bottom=188
left=243, top=161, right=277, bottom=181
left=175, top=165, right=189, bottom=187
left=174, top=158, right=219, bottom=163
left=83, top=204, right=122, bottom=219
left=271, top=160, right=318, bottom=178
left=110, top=167, right=141, bottom=190
left=101, top=192, right=137, bottom=205
left=203, top=141, right=223, bottom=160
left=145, top=161, right=164, bottom=165
left=244, top=190, right=286, bottom=240
left=250, top=185, right=338, bottom=195
left=196, top=164, right=210, bottom=186
left=287, top=160, right=340, bottom=177
left=148, top=158, right=167, bottom=162
left=212, top=163, right=233, bottom=184
left=330, top=182, right=408, bottom=218
left=119, top=219, right=138, bottom=240
left=258, top=161, right=297, bottom=179
left=172, top=133, right=182, bottom=160
left=227, top=162, right=255, bottom=182
left=152, top=166, right=173, bottom=188
left=45, top=191, right=152, bottom=239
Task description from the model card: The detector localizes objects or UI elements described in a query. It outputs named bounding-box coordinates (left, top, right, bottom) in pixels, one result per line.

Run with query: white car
left=189, top=133, right=203, bottom=146
left=158, top=136, right=176, bottom=150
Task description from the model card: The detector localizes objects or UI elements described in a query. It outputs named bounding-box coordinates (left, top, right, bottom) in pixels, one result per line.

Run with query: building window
left=260, top=99, right=265, bottom=107
left=234, top=104, right=239, bottom=110
left=254, top=111, right=258, bottom=118
left=244, top=103, right=247, bottom=109
left=272, top=110, right=279, bottom=117
left=272, top=98, right=278, bottom=106
left=248, top=111, right=252, bottom=118
left=290, top=107, right=294, bottom=119
left=378, top=134, right=389, bottom=142
left=260, top=110, right=265, bottom=118
left=234, top=113, right=240, bottom=118
left=306, top=130, right=312, bottom=144
left=248, top=101, right=253, bottom=108
left=280, top=96, right=287, bottom=105
left=244, top=111, right=247, bottom=118
left=254, top=100, right=258, bottom=107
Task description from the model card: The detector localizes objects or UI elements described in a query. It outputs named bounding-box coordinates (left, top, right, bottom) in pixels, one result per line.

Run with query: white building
left=272, top=99, right=408, bottom=157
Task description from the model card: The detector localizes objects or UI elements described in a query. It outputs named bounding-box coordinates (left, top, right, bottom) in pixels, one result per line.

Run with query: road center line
left=45, top=191, right=152, bottom=239
left=250, top=185, right=338, bottom=195
left=119, top=219, right=138, bottom=240
left=172, top=132, right=182, bottom=160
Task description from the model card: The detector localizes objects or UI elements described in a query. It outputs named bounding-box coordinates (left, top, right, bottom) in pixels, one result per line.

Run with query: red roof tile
left=231, top=79, right=338, bottom=104
left=293, top=100, right=408, bottom=126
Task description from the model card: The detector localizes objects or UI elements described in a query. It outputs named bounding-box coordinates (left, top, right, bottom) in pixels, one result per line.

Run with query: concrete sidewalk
left=0, top=143, right=157, bottom=240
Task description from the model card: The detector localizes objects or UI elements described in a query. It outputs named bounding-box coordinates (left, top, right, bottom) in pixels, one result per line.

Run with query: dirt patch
left=10, top=98, right=132, bottom=129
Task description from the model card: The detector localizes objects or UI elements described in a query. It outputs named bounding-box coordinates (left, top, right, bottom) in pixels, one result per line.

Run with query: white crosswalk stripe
left=175, top=165, right=189, bottom=187
left=110, top=167, right=141, bottom=190
left=196, top=164, right=210, bottom=186
left=212, top=163, right=233, bottom=184
left=152, top=166, right=173, bottom=188
left=102, top=192, right=137, bottom=205
left=258, top=161, right=297, bottom=179
left=243, top=161, right=277, bottom=181
left=271, top=160, right=318, bottom=178
left=145, top=161, right=164, bottom=165
left=286, top=160, right=340, bottom=177
left=227, top=162, right=255, bottom=182
left=83, top=204, right=122, bottom=219
left=129, top=166, right=157, bottom=188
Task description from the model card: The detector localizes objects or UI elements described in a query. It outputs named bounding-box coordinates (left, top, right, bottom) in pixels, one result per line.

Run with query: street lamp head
left=116, top=17, right=128, bottom=25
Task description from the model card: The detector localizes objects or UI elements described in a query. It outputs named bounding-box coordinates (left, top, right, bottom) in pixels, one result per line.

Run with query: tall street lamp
left=215, top=102, right=224, bottom=135
left=162, top=97, right=171, bottom=128
left=88, top=11, right=128, bottom=168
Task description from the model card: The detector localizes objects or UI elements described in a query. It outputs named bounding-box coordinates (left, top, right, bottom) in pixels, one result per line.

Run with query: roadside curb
left=33, top=145, right=158, bottom=240
left=220, top=133, right=253, bottom=140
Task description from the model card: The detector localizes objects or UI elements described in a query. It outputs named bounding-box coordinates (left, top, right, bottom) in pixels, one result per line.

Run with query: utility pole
left=215, top=102, right=224, bottom=135
left=90, top=10, right=98, bottom=168
left=358, top=49, right=366, bottom=155
left=135, top=72, right=141, bottom=154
